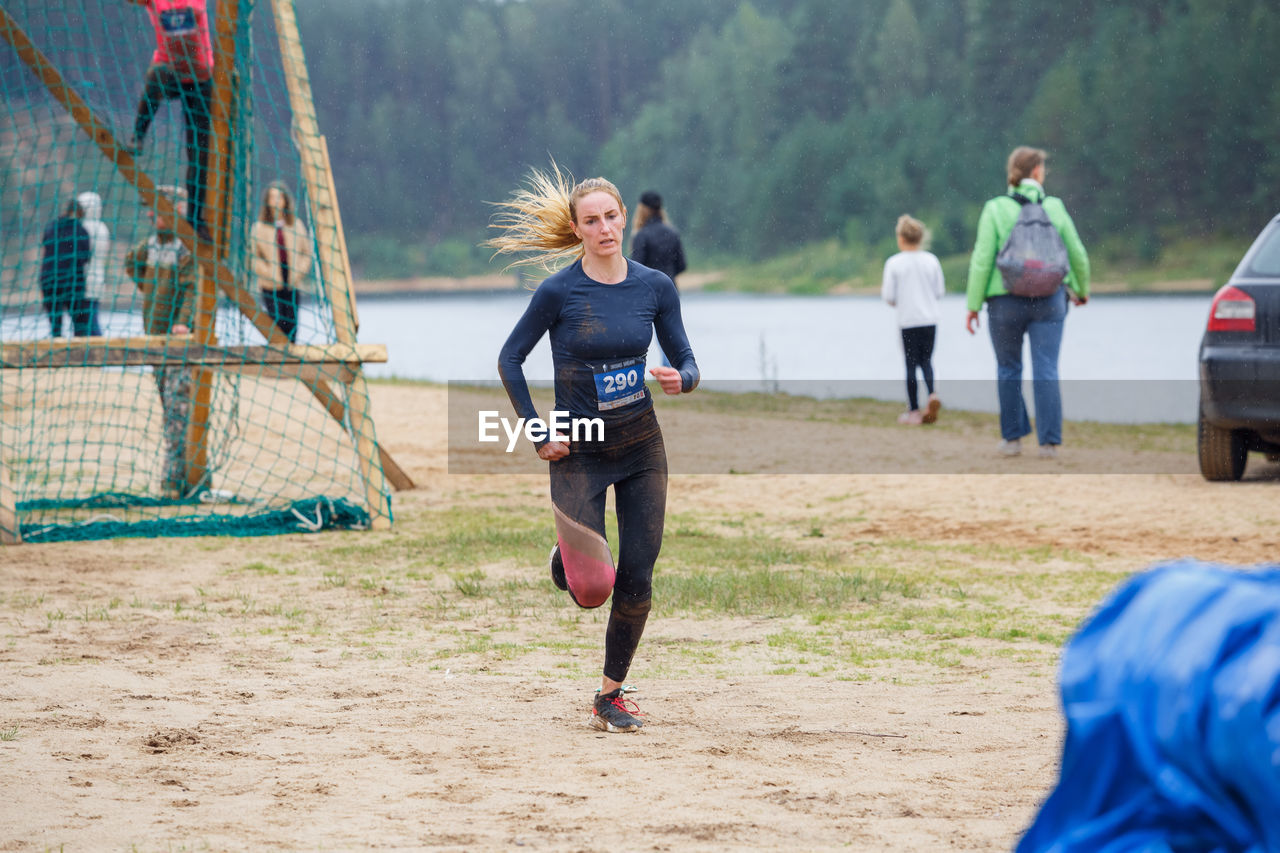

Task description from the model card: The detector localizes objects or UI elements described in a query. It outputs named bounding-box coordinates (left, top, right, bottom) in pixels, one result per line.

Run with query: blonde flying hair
left=485, top=163, right=626, bottom=272
left=1007, top=146, right=1047, bottom=188
left=895, top=214, right=926, bottom=247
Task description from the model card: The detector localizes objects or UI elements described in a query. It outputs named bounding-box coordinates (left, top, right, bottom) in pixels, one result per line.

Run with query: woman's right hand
left=965, top=310, right=981, bottom=335
left=537, top=441, right=570, bottom=461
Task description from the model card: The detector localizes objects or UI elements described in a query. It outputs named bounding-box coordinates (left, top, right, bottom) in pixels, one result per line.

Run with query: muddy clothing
left=550, top=408, right=666, bottom=682
left=499, top=258, right=698, bottom=684
left=498, top=258, right=698, bottom=430
left=153, top=366, right=194, bottom=497
left=126, top=233, right=197, bottom=496
left=126, top=234, right=197, bottom=334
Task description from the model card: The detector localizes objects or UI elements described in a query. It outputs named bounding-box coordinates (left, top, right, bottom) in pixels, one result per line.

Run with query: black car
left=1198, top=215, right=1280, bottom=480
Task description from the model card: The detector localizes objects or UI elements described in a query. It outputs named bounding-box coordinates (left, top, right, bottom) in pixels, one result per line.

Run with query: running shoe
left=998, top=439, right=1022, bottom=457
left=549, top=542, right=567, bottom=591
left=591, top=688, right=643, bottom=733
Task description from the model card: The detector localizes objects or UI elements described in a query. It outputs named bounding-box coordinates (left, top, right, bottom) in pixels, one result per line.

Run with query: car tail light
left=1207, top=285, right=1256, bottom=332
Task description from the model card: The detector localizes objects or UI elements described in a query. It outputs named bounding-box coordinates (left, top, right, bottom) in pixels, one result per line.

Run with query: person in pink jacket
left=125, top=0, right=214, bottom=238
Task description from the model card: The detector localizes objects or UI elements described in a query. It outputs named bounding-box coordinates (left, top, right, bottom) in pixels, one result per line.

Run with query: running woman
left=490, top=167, right=699, bottom=733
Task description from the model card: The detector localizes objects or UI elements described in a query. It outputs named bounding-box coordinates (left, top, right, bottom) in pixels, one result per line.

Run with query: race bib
left=159, top=8, right=197, bottom=35
left=592, top=357, right=646, bottom=411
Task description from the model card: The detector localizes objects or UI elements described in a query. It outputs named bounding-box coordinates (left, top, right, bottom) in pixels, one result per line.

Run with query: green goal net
left=0, top=0, right=403, bottom=543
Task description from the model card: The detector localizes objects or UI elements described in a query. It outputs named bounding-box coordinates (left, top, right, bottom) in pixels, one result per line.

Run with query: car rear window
left=1246, top=224, right=1280, bottom=276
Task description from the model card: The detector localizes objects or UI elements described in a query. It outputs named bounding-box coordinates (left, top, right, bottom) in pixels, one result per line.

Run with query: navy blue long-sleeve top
left=498, top=259, right=699, bottom=427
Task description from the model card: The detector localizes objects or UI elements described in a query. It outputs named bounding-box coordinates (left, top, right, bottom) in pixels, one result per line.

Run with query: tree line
left=296, top=0, right=1278, bottom=276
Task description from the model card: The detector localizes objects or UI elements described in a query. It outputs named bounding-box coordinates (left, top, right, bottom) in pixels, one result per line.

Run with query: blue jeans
left=986, top=290, right=1067, bottom=446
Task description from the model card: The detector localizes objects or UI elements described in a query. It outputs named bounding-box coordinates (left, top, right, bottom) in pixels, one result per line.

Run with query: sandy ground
left=2, top=383, right=1278, bottom=851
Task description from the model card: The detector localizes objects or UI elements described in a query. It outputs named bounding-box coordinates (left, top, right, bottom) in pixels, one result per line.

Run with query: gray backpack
left=995, top=193, right=1070, bottom=298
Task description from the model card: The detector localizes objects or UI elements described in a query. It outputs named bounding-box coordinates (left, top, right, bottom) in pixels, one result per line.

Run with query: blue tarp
left=1019, top=560, right=1280, bottom=853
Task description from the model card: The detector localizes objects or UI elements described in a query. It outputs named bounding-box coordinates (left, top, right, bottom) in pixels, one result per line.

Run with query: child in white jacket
left=76, top=191, right=111, bottom=336
left=882, top=215, right=945, bottom=425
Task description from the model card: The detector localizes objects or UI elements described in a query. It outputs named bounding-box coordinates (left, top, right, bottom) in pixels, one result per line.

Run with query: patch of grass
left=451, top=571, right=486, bottom=597
left=657, top=565, right=917, bottom=616
left=0, top=726, right=18, bottom=741
left=705, top=239, right=864, bottom=294
left=0, top=442, right=1140, bottom=684
left=656, top=386, right=1195, bottom=454
left=78, top=605, right=111, bottom=622
left=702, top=233, right=1244, bottom=295
left=318, top=506, right=549, bottom=571
left=767, top=628, right=836, bottom=656
left=1092, top=233, right=1249, bottom=291
left=9, top=593, right=45, bottom=610
left=436, top=632, right=528, bottom=661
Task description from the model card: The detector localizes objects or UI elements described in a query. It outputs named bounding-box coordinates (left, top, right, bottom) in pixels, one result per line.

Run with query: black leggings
left=901, top=324, right=937, bottom=411
left=263, top=287, right=299, bottom=342
left=134, top=65, right=212, bottom=230
left=550, top=407, right=667, bottom=683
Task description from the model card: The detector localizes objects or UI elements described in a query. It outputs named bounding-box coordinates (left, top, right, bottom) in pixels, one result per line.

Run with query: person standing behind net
left=490, top=167, right=699, bottom=734
left=631, top=190, right=688, bottom=367
left=251, top=181, right=313, bottom=343
left=125, top=0, right=214, bottom=238
left=76, top=191, right=111, bottom=337
left=882, top=214, right=944, bottom=426
left=125, top=186, right=197, bottom=499
left=37, top=199, right=92, bottom=338
left=964, top=147, right=1090, bottom=459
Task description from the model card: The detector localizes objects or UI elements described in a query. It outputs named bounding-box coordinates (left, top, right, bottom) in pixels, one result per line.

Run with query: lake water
left=4, top=291, right=1213, bottom=424
left=353, top=291, right=1212, bottom=424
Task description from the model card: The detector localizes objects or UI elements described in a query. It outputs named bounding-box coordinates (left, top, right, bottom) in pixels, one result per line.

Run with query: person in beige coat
left=250, top=181, right=312, bottom=342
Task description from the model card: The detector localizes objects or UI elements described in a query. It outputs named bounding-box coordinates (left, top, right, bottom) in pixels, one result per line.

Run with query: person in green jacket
left=964, top=146, right=1090, bottom=459
left=125, top=185, right=198, bottom=498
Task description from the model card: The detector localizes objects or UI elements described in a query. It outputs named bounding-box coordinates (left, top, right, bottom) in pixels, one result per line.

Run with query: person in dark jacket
left=630, top=191, right=687, bottom=284
left=630, top=191, right=688, bottom=366
left=38, top=200, right=93, bottom=338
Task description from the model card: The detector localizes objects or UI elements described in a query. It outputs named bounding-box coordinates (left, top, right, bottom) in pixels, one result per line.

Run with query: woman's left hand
left=649, top=366, right=683, bottom=395
left=965, top=310, right=981, bottom=335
